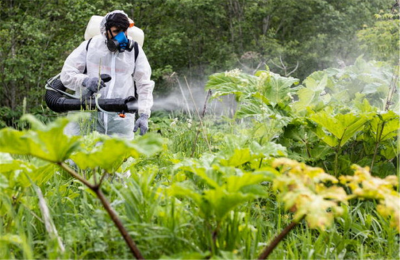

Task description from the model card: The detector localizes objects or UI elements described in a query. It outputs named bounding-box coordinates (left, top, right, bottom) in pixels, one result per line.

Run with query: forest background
left=0, top=0, right=398, bottom=127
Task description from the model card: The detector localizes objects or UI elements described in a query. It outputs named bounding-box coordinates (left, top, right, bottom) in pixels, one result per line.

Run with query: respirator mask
left=107, top=31, right=134, bottom=53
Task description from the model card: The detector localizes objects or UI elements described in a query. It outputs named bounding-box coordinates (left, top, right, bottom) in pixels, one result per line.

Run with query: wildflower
left=260, top=105, right=269, bottom=113
left=170, top=118, right=178, bottom=127
left=225, top=68, right=241, bottom=78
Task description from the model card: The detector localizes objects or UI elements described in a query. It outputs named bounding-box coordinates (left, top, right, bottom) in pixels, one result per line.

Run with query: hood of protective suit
left=100, top=10, right=129, bottom=36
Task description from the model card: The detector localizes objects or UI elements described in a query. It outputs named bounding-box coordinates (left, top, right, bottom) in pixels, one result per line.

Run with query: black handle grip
left=100, top=74, right=112, bottom=83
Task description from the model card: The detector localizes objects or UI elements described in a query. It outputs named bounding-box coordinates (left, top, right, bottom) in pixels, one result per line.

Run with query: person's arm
left=60, top=41, right=90, bottom=91
left=132, top=44, right=155, bottom=116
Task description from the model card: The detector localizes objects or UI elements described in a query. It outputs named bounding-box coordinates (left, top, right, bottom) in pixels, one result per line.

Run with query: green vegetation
left=1, top=56, right=399, bottom=259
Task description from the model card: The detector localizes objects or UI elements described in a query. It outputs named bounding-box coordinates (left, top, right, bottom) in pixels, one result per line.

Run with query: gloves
left=133, top=114, right=149, bottom=135
left=82, top=77, right=106, bottom=96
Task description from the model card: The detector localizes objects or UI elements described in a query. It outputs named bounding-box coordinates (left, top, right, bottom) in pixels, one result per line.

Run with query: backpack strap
left=133, top=41, right=139, bottom=62
left=83, top=38, right=93, bottom=74
left=133, top=41, right=139, bottom=101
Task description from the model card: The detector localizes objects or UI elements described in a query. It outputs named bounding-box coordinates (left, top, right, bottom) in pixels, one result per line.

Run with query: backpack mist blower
left=44, top=74, right=138, bottom=116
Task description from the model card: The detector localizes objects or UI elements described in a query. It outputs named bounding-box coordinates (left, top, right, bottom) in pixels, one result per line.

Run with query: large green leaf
left=172, top=155, right=271, bottom=222
left=206, top=69, right=298, bottom=120
left=311, top=125, right=338, bottom=147
left=0, top=152, right=55, bottom=187
left=172, top=178, right=245, bottom=221
left=201, top=188, right=255, bottom=221
left=220, top=148, right=254, bottom=167
left=310, top=111, right=370, bottom=147
left=256, top=71, right=299, bottom=107
left=369, top=111, right=400, bottom=142
left=205, top=70, right=257, bottom=101
left=0, top=114, right=82, bottom=162
left=71, top=133, right=164, bottom=172
left=380, top=141, right=398, bottom=160
left=224, top=172, right=270, bottom=193
left=235, top=100, right=275, bottom=119
left=178, top=165, right=220, bottom=189
left=249, top=141, right=287, bottom=158
left=292, top=73, right=328, bottom=112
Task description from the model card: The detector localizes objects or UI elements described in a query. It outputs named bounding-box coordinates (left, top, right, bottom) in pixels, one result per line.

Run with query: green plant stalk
left=334, top=144, right=341, bottom=177
left=258, top=158, right=263, bottom=169
left=257, top=217, right=303, bottom=260
left=203, top=220, right=217, bottom=257
left=190, top=87, right=212, bottom=157
left=175, top=75, right=192, bottom=118
left=191, top=123, right=203, bottom=157
left=370, top=72, right=400, bottom=170
left=371, top=121, right=385, bottom=170
left=384, top=73, right=398, bottom=112
left=212, top=221, right=221, bottom=254
left=305, top=140, right=312, bottom=159
left=58, top=162, right=144, bottom=259
left=398, top=146, right=400, bottom=181
left=350, top=140, right=356, bottom=162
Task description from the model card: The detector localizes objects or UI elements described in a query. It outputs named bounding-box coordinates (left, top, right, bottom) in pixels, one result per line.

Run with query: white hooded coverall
left=61, top=11, right=154, bottom=139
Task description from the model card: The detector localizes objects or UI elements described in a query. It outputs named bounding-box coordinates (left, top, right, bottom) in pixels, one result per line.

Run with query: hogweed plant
left=0, top=113, right=164, bottom=259
left=205, top=58, right=399, bottom=176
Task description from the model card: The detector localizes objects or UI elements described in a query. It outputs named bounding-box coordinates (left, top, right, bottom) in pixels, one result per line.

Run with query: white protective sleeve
left=60, top=40, right=90, bottom=92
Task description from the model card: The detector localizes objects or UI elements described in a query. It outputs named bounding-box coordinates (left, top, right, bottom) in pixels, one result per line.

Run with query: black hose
left=44, top=78, right=137, bottom=114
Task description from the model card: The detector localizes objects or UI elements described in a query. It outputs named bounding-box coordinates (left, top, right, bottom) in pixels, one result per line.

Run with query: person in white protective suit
left=61, top=10, right=154, bottom=139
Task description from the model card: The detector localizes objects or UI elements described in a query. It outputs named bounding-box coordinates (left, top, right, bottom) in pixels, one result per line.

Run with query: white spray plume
left=152, top=76, right=237, bottom=117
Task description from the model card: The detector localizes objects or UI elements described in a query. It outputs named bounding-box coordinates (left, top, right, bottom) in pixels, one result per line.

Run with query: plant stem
left=202, top=89, right=213, bottom=118
left=98, top=171, right=108, bottom=187
left=371, top=121, right=385, bottom=170
left=334, top=146, right=340, bottom=177
left=93, top=168, right=97, bottom=185
left=190, top=87, right=213, bottom=157
left=212, top=222, right=221, bottom=251
left=257, top=219, right=301, bottom=260
left=304, top=139, right=312, bottom=158
left=175, top=75, right=192, bottom=117
left=371, top=72, right=399, bottom=169
left=384, top=73, right=398, bottom=111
